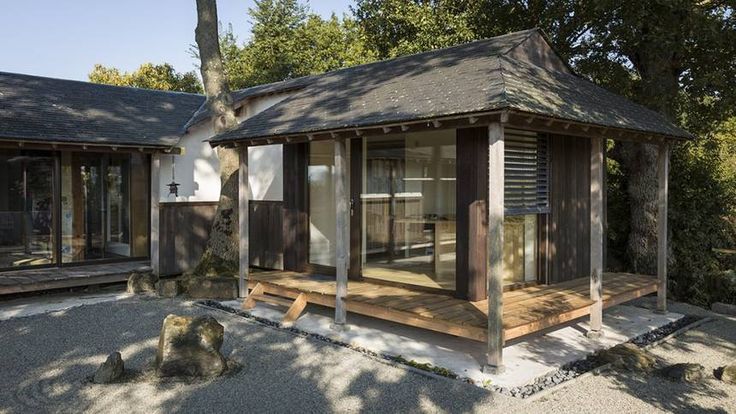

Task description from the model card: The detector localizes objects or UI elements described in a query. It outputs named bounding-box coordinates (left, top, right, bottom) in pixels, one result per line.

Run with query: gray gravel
left=0, top=295, right=734, bottom=414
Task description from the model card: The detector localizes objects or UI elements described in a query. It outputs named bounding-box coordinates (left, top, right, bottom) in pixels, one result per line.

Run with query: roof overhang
left=0, top=137, right=183, bottom=154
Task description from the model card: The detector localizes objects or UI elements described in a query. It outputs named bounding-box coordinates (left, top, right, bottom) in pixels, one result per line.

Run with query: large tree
left=190, top=0, right=241, bottom=277
left=353, top=0, right=736, bottom=284
left=88, top=63, right=202, bottom=93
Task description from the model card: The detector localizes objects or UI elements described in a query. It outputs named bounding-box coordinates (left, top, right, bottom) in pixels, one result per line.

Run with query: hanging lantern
left=167, top=155, right=180, bottom=197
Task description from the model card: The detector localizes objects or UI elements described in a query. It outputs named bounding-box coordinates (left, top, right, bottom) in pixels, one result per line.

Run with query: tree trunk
left=614, top=38, right=681, bottom=274
left=190, top=0, right=241, bottom=276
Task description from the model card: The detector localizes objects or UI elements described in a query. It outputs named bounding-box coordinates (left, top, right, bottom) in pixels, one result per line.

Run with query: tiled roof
left=0, top=71, right=205, bottom=147
left=210, top=28, right=691, bottom=144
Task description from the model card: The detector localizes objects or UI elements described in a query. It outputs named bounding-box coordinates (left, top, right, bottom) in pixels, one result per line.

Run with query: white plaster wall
left=157, top=92, right=293, bottom=203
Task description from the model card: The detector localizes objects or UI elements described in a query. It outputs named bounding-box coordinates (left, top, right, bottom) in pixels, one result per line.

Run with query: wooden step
left=250, top=293, right=294, bottom=308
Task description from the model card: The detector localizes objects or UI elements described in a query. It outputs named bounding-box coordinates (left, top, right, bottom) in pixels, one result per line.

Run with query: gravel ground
left=0, top=295, right=734, bottom=414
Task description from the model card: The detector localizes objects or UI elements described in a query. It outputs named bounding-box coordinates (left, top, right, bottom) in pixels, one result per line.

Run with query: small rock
left=186, top=277, right=238, bottom=299
left=593, top=343, right=657, bottom=372
left=157, top=279, right=182, bottom=298
left=127, top=271, right=158, bottom=294
left=155, top=314, right=227, bottom=377
left=93, top=352, right=124, bottom=384
left=658, top=363, right=705, bottom=383
left=718, top=364, right=736, bottom=384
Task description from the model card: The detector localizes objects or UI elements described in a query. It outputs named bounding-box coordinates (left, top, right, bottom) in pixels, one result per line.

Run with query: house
left=0, top=28, right=690, bottom=372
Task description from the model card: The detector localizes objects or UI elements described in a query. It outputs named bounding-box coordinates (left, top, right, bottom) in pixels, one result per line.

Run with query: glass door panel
left=0, top=150, right=55, bottom=268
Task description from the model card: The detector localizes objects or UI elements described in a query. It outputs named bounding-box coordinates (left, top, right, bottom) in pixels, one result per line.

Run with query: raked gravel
left=0, top=295, right=734, bottom=413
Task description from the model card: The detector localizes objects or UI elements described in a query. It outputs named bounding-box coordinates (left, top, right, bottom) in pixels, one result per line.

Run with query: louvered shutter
left=504, top=129, right=549, bottom=215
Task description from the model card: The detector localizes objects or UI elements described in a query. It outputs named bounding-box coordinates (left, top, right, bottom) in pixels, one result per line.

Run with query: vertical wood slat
left=657, top=143, right=669, bottom=312
left=283, top=143, right=309, bottom=272
left=456, top=127, right=488, bottom=301
left=150, top=154, right=160, bottom=275
left=589, top=137, right=604, bottom=334
left=349, top=138, right=363, bottom=279
left=239, top=145, right=250, bottom=298
left=485, top=123, right=505, bottom=372
left=334, top=138, right=349, bottom=326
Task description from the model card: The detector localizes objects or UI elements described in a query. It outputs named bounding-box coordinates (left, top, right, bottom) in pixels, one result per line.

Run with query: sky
left=0, top=0, right=352, bottom=81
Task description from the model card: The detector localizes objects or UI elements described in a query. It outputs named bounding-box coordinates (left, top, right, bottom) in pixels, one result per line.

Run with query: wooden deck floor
left=247, top=271, right=659, bottom=342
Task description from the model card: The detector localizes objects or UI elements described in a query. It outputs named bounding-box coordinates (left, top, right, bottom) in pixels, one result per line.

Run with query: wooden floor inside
left=247, top=270, right=659, bottom=342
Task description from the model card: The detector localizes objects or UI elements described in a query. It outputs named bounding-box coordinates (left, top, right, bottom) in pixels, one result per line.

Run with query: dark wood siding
left=249, top=200, right=284, bottom=269
left=283, top=143, right=309, bottom=272
left=159, top=202, right=218, bottom=275
left=547, top=134, right=591, bottom=283
left=349, top=137, right=363, bottom=279
left=456, top=127, right=488, bottom=301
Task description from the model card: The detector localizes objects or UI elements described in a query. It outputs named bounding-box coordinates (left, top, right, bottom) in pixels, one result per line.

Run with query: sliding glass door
left=0, top=149, right=56, bottom=269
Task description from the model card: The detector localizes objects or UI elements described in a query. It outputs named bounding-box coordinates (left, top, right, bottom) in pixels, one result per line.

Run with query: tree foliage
left=88, top=63, right=203, bottom=93
left=216, top=0, right=376, bottom=89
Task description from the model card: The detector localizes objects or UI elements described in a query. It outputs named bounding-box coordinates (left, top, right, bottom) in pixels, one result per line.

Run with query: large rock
left=658, top=363, right=705, bottom=383
left=93, top=352, right=124, bottom=384
left=127, top=271, right=158, bottom=294
left=186, top=277, right=238, bottom=299
left=593, top=343, right=657, bottom=372
left=719, top=364, right=736, bottom=384
left=155, top=314, right=227, bottom=377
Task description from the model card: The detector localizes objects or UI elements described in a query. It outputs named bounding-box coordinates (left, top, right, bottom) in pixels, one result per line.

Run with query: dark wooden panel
left=456, top=127, right=488, bottom=301
left=547, top=135, right=591, bottom=283
left=349, top=137, right=363, bottom=279
left=159, top=202, right=218, bottom=275
left=283, top=143, right=309, bottom=272
left=249, top=200, right=284, bottom=270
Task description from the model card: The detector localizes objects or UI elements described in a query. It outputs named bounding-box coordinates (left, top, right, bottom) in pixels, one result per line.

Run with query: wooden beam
left=150, top=154, right=160, bottom=275
left=468, top=116, right=479, bottom=124
left=238, top=145, right=250, bottom=298
left=588, top=136, right=604, bottom=337
left=657, top=143, right=669, bottom=313
left=334, top=137, right=349, bottom=327
left=484, top=122, right=505, bottom=373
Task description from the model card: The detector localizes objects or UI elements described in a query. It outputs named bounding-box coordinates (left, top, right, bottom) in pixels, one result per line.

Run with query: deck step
left=249, top=293, right=294, bottom=308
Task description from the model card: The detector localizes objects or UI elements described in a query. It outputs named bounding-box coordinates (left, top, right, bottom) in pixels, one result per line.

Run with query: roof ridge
left=496, top=56, right=511, bottom=108
left=0, top=70, right=205, bottom=97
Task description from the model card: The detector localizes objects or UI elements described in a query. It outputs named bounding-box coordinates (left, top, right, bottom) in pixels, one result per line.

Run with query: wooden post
left=150, top=153, right=160, bottom=275
left=484, top=123, right=504, bottom=373
left=588, top=136, right=604, bottom=338
left=657, top=142, right=669, bottom=313
left=239, top=145, right=250, bottom=299
left=334, top=137, right=349, bottom=328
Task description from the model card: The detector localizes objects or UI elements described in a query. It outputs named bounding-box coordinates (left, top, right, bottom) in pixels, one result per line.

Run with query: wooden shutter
left=504, top=129, right=549, bottom=215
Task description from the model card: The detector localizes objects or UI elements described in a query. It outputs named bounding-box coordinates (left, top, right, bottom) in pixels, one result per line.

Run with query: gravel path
left=0, top=296, right=734, bottom=414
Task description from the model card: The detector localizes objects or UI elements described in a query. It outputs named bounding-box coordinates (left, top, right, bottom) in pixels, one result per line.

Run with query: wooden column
left=334, top=137, right=349, bottom=327
left=484, top=123, right=505, bottom=373
left=150, top=154, right=160, bottom=275
left=657, top=142, right=669, bottom=313
left=239, top=145, right=250, bottom=299
left=588, top=136, right=604, bottom=337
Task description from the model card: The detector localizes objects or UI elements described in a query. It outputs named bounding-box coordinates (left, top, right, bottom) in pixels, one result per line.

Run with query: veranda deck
left=246, top=271, right=659, bottom=342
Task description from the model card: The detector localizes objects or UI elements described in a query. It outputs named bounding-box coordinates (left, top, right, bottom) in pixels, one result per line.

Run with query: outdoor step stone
left=719, top=364, right=736, bottom=384
left=157, top=279, right=182, bottom=298
left=93, top=352, right=124, bottom=384
left=127, top=271, right=158, bottom=294
left=186, top=277, right=238, bottom=299
left=658, top=363, right=705, bottom=383
left=155, top=314, right=227, bottom=377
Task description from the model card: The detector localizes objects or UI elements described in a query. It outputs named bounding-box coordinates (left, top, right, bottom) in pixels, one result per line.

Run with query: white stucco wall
left=157, top=92, right=292, bottom=203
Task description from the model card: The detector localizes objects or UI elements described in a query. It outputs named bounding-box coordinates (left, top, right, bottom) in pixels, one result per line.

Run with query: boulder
left=158, top=279, right=183, bottom=298
left=718, top=364, right=736, bottom=384
left=93, top=352, right=124, bottom=384
left=155, top=314, right=227, bottom=377
left=186, top=277, right=238, bottom=299
left=658, top=363, right=705, bottom=383
left=127, top=271, right=158, bottom=294
left=593, top=343, right=657, bottom=372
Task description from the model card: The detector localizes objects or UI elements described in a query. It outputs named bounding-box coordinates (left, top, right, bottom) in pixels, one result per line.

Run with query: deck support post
left=483, top=122, right=505, bottom=373
left=333, top=137, right=349, bottom=328
left=150, top=153, right=160, bottom=276
left=239, top=145, right=250, bottom=299
left=588, top=136, right=604, bottom=338
left=657, top=142, right=669, bottom=313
